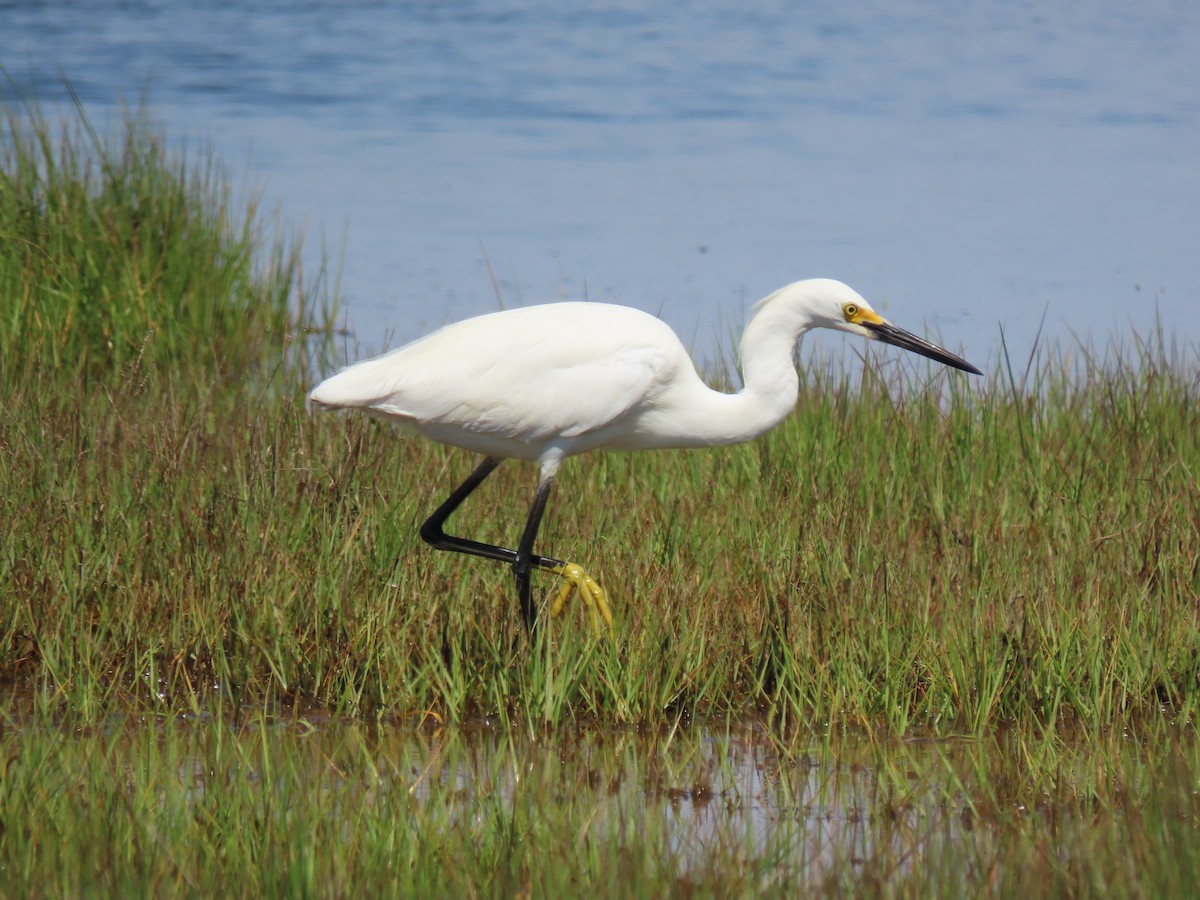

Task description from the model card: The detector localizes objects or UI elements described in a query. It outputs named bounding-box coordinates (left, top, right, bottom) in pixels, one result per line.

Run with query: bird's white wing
left=312, top=303, right=683, bottom=443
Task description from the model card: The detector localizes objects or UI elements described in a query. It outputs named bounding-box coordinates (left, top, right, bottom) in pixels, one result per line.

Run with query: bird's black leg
left=419, top=457, right=565, bottom=632
left=420, top=457, right=514, bottom=564
left=513, top=475, right=557, bottom=631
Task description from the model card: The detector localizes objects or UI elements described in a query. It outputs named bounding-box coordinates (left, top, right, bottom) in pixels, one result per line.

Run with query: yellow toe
left=547, top=562, right=613, bottom=634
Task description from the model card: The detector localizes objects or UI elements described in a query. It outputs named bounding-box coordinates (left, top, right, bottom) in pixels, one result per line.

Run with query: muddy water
left=6, top=681, right=1193, bottom=890
left=0, top=701, right=1011, bottom=884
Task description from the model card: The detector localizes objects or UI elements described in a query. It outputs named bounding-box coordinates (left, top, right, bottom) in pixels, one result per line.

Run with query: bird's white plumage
left=307, top=278, right=981, bottom=630
left=307, top=279, right=980, bottom=476
left=309, top=302, right=689, bottom=467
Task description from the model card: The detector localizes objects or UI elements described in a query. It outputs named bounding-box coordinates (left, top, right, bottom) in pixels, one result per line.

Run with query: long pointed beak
left=861, top=321, right=983, bottom=376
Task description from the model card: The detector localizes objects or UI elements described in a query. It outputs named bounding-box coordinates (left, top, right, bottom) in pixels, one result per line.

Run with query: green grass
left=2, top=90, right=1200, bottom=897
left=1, top=705, right=1197, bottom=897
left=0, top=88, right=330, bottom=379
left=4, top=93, right=1197, bottom=735
left=3, top=328, right=1197, bottom=731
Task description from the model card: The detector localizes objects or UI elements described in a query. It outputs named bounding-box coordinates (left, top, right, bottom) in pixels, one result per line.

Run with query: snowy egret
left=307, top=278, right=982, bottom=632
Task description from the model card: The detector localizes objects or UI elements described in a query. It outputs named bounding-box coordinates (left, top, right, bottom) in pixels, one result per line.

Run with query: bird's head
left=799, top=279, right=983, bottom=376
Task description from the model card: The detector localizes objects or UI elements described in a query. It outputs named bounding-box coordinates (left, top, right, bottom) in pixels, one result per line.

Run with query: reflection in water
left=87, top=709, right=990, bottom=884
left=3, top=686, right=1194, bottom=891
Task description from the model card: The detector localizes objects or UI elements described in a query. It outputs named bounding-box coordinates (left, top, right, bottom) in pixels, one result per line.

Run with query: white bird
left=307, top=278, right=981, bottom=632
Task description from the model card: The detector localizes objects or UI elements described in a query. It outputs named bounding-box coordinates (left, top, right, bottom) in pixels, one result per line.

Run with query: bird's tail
left=304, top=390, right=327, bottom=416
left=306, top=359, right=397, bottom=416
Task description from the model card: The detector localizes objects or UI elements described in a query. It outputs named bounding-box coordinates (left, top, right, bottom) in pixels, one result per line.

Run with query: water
left=4, top=1, right=1199, bottom=364
left=0, top=692, right=1049, bottom=887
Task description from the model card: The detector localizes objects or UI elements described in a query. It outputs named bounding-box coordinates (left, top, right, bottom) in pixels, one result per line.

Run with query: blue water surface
left=5, top=1, right=1199, bottom=366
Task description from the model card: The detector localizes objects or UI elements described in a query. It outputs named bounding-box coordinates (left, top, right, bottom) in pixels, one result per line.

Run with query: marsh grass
left=5, top=92, right=1198, bottom=736
left=3, top=316, right=1198, bottom=732
left=0, top=706, right=1197, bottom=897
left=0, top=88, right=330, bottom=378
left=4, top=90, right=1200, bottom=897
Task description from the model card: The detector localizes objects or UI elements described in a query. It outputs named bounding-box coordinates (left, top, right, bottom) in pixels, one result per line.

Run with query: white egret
left=307, top=278, right=981, bottom=632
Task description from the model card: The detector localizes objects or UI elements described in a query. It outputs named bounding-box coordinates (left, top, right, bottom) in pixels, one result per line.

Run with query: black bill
left=862, top=322, right=983, bottom=376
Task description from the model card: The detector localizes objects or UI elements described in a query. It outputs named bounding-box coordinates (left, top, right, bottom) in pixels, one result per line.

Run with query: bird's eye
left=843, top=303, right=858, bottom=320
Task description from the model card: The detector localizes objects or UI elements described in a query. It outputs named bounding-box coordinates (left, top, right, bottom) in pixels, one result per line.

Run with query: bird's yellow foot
left=547, top=562, right=613, bottom=633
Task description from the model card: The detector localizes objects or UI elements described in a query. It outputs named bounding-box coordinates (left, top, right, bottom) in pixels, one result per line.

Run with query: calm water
left=5, top=1, right=1199, bottom=364
left=0, top=693, right=1059, bottom=886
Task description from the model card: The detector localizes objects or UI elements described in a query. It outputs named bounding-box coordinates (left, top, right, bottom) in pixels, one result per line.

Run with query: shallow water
left=5, top=1, right=1198, bottom=363
left=0, top=684, right=1174, bottom=890
left=4, top=667, right=1196, bottom=893
left=0, top=704, right=980, bottom=884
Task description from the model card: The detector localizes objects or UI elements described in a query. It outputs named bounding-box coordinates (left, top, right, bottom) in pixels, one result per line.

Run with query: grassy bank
left=1, top=708, right=1197, bottom=897
left=2, top=96, right=1199, bottom=733
left=3, top=93, right=1200, bottom=898
left=0, top=93, right=329, bottom=380
left=3, top=326, right=1198, bottom=731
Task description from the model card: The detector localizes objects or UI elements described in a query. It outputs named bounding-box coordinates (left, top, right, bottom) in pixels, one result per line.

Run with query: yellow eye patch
left=842, top=303, right=884, bottom=325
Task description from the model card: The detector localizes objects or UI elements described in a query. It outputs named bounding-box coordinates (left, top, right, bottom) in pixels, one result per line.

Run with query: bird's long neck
left=630, top=295, right=807, bottom=450
left=729, top=292, right=808, bottom=434
left=740, top=292, right=808, bottom=391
